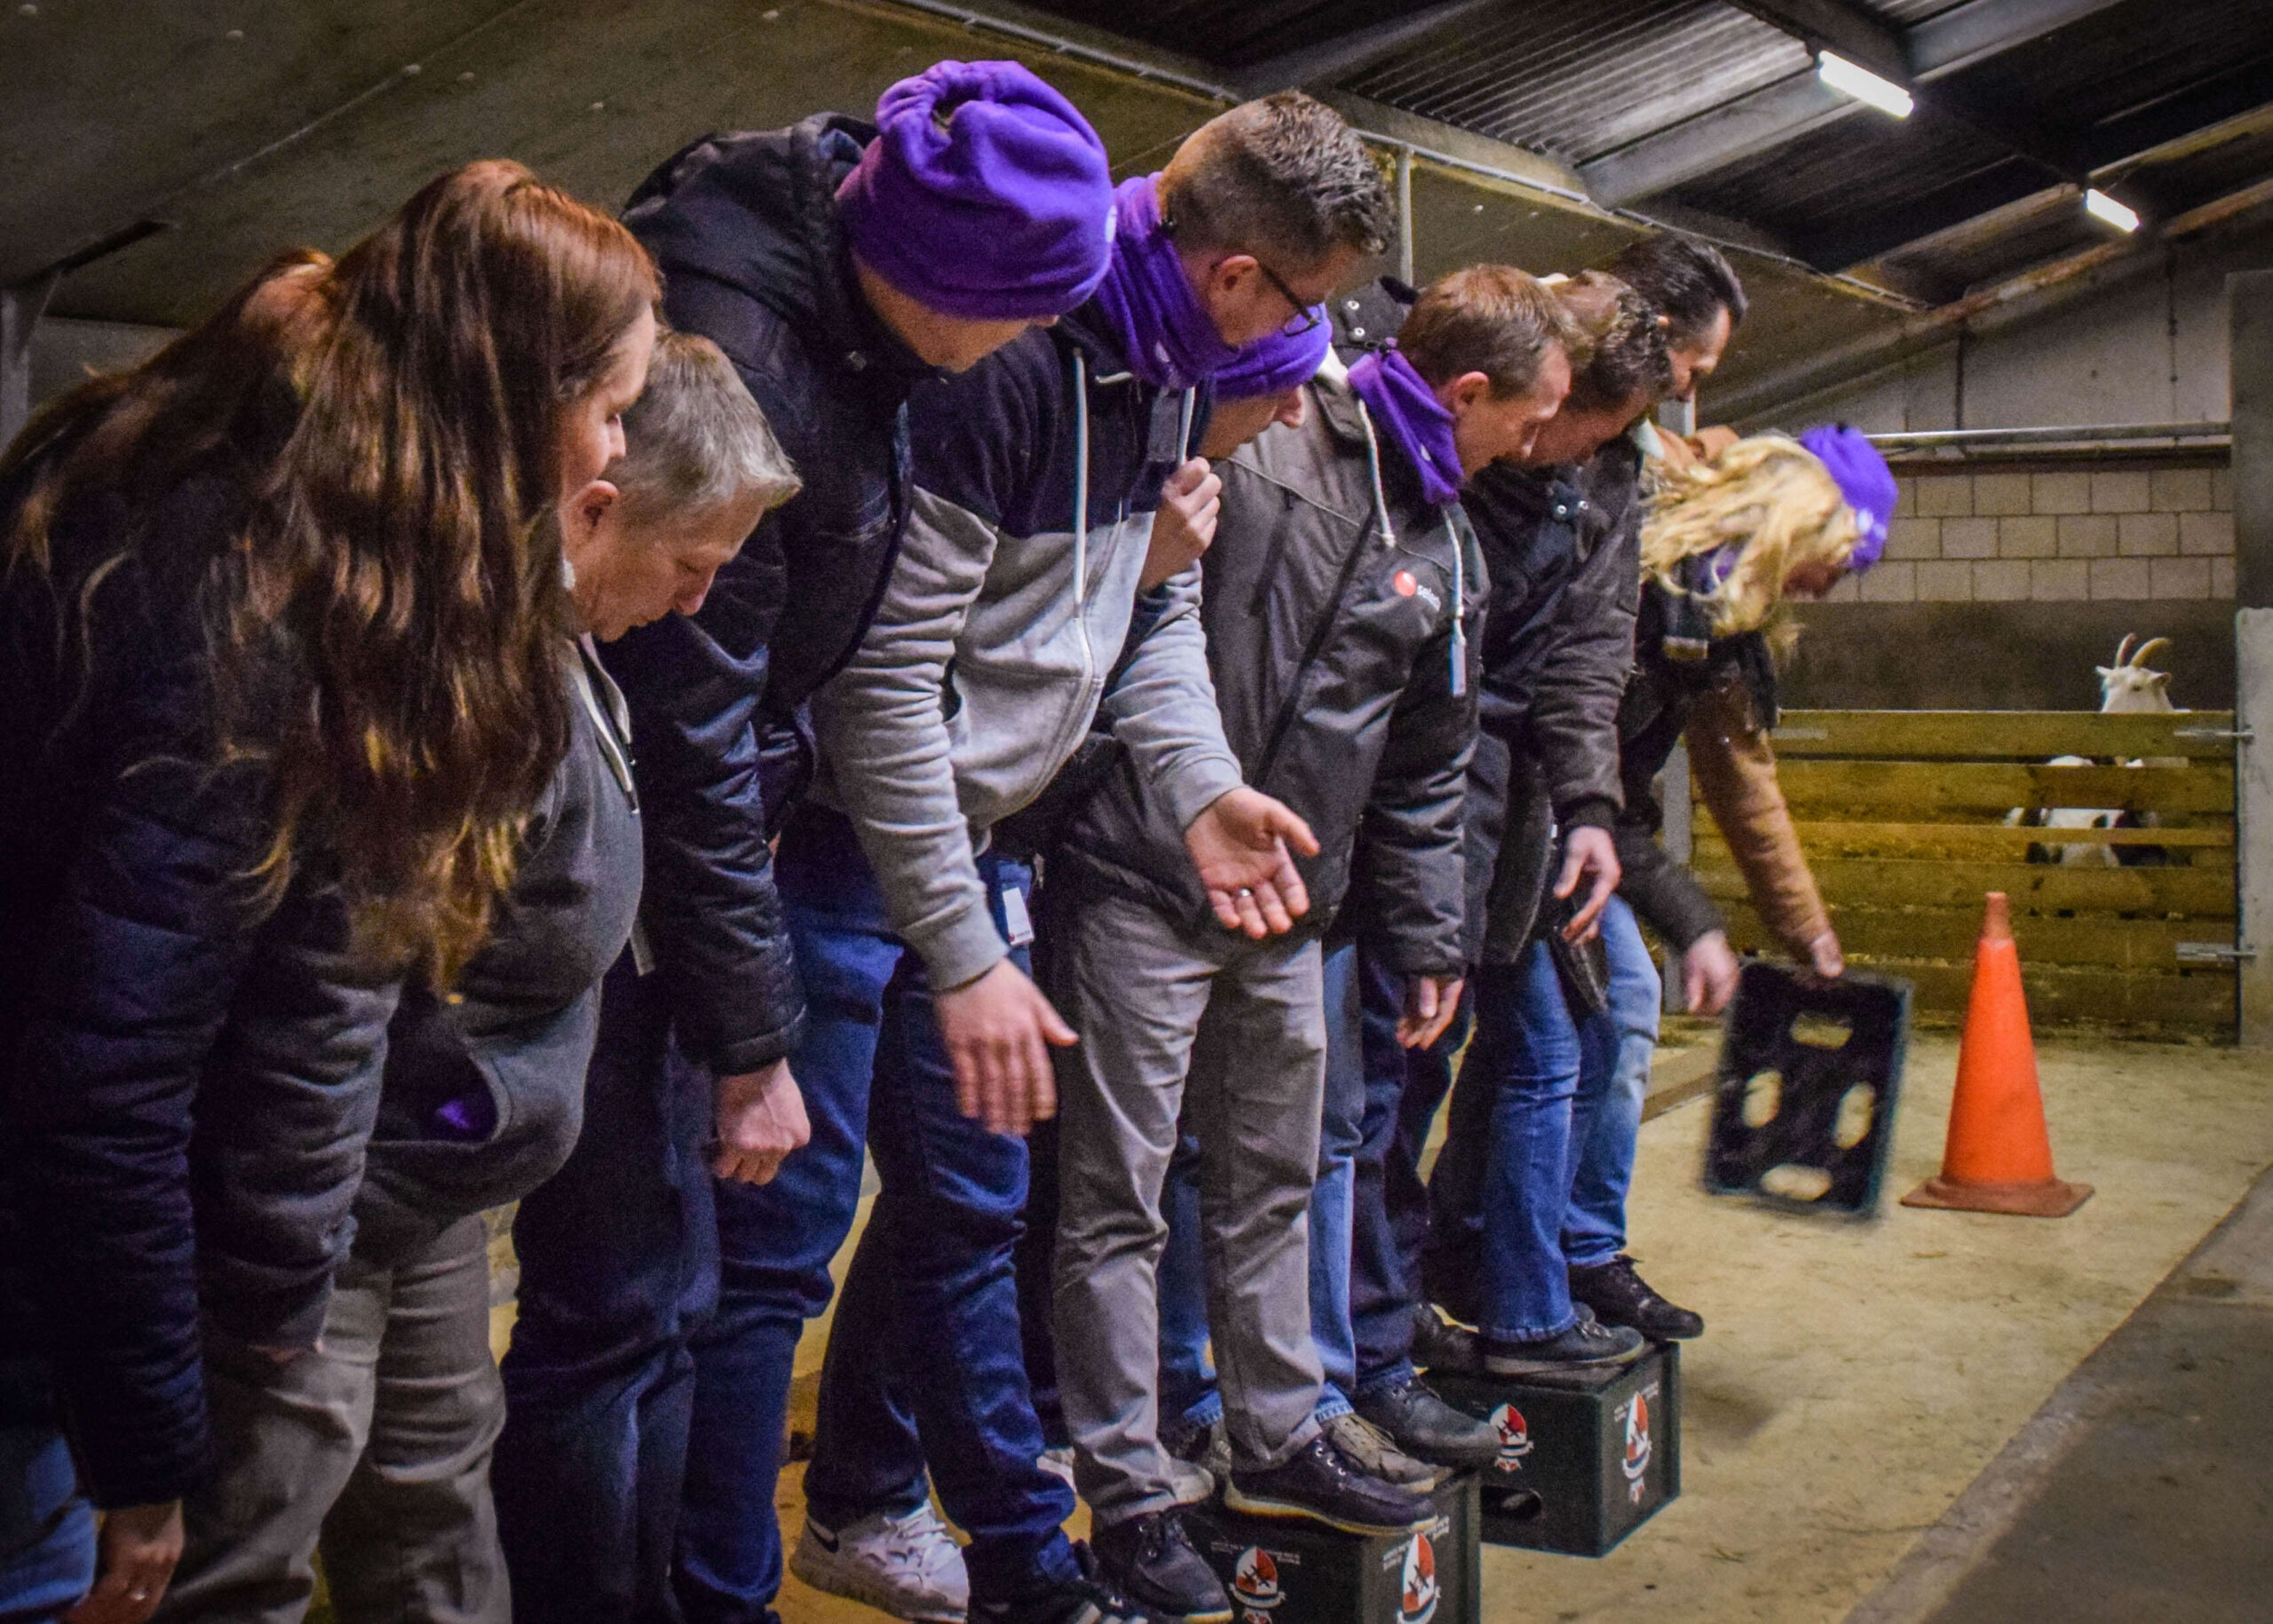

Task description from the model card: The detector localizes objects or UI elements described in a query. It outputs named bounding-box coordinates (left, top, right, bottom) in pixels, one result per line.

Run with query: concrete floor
left=760, top=1030, right=2271, bottom=1624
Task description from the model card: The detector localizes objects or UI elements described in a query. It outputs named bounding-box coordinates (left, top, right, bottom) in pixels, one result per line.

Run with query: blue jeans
left=0, top=1361, right=94, bottom=1624
left=1564, top=899, right=1659, bottom=1270
left=495, top=953, right=719, bottom=1624
left=677, top=808, right=1075, bottom=1618
left=1467, top=943, right=1587, bottom=1343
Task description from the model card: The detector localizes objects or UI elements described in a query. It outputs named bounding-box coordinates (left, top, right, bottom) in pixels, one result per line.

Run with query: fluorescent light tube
left=1818, top=51, right=1913, bottom=118
left=2084, top=188, right=2140, bottom=233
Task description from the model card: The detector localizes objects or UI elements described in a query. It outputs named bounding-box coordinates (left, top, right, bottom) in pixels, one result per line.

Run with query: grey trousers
left=1051, top=890, right=1327, bottom=1525
left=158, top=1216, right=508, bottom=1624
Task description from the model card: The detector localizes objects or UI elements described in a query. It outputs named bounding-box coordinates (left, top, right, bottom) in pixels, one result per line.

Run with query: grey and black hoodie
left=811, top=304, right=1244, bottom=988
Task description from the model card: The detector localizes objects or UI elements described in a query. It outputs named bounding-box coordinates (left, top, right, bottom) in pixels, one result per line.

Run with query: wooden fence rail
left=1691, top=709, right=2239, bottom=1037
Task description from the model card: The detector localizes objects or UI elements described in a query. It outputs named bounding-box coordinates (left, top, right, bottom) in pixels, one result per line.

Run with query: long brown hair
left=2, top=160, right=660, bottom=980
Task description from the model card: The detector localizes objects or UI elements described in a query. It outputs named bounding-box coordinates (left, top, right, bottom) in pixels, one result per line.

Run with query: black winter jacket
left=0, top=466, right=401, bottom=1508
left=608, top=115, right=939, bottom=1075
left=1459, top=444, right=1645, bottom=963
left=1059, top=362, right=1484, bottom=975
left=1611, top=583, right=1780, bottom=950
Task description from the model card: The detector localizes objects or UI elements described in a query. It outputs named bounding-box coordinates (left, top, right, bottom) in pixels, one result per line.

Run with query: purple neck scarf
left=1089, top=174, right=1236, bottom=390
left=1348, top=346, right=1463, bottom=508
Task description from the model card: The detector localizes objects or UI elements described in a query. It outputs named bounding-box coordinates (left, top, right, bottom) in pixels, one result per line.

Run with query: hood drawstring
left=1073, top=349, right=1089, bottom=608
left=1176, top=385, right=1197, bottom=463
left=1447, top=511, right=1469, bottom=698
left=1358, top=397, right=1466, bottom=697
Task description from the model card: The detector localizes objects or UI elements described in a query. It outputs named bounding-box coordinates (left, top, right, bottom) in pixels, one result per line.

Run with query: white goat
left=2015, top=636, right=2176, bottom=866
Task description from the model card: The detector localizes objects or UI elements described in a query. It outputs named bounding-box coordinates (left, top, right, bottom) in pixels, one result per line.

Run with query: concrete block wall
left=1822, top=462, right=2237, bottom=606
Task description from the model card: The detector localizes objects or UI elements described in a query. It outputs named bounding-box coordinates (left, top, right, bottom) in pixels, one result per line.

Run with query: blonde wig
left=1640, top=433, right=1858, bottom=638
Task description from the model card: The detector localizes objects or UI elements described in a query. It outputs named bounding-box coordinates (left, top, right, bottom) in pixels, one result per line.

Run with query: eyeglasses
left=1256, top=261, right=1323, bottom=336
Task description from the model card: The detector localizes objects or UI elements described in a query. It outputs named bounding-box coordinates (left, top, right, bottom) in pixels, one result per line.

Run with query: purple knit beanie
left=1799, top=424, right=1897, bottom=571
left=836, top=60, right=1116, bottom=321
left=1212, top=313, right=1332, bottom=400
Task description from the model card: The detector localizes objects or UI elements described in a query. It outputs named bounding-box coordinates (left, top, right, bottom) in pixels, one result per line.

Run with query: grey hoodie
left=811, top=308, right=1243, bottom=987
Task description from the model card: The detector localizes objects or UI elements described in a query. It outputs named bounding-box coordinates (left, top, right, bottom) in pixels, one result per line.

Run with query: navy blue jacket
left=608, top=115, right=939, bottom=1075
left=1, top=464, right=401, bottom=1508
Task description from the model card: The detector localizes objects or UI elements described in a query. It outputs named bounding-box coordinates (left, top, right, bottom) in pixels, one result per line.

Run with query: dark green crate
left=1430, top=1341, right=1680, bottom=1557
left=1186, top=1470, right=1479, bottom=1624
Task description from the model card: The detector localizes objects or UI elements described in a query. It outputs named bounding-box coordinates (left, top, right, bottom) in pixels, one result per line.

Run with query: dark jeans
left=1348, top=949, right=1471, bottom=1382
left=676, top=807, right=1076, bottom=1618
left=0, top=1359, right=93, bottom=1624
left=495, top=953, right=719, bottom=1624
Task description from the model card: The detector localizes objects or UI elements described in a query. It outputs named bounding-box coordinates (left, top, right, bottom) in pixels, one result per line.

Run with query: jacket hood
left=624, top=114, right=933, bottom=392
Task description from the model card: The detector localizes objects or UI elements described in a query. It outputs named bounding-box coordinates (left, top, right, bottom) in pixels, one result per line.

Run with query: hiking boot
left=792, top=1501, right=969, bottom=1621
left=1322, top=1411, right=1441, bottom=1490
left=970, top=1543, right=1161, bottom=1624
left=1224, top=1434, right=1430, bottom=1535
left=1411, top=1304, right=1482, bottom=1374
left=1353, top=1376, right=1500, bottom=1472
left=1482, top=1317, right=1646, bottom=1378
left=1570, top=1255, right=1705, bottom=1340
left=1092, top=1510, right=1231, bottom=1623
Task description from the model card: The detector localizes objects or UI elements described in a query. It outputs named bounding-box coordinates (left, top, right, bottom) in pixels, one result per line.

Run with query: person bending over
left=1049, top=265, right=1576, bottom=1619
left=155, top=333, right=799, bottom=1624
left=491, top=61, right=1117, bottom=1624
left=0, top=162, right=657, bottom=1624
left=748, top=92, right=1390, bottom=1624
left=1588, top=427, right=1892, bottom=1223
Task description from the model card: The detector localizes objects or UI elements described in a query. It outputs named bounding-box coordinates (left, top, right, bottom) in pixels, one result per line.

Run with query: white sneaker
left=1038, top=1445, right=1076, bottom=1486
left=790, top=1501, right=970, bottom=1621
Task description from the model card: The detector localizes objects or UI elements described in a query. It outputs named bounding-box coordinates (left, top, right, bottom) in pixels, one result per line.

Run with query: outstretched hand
left=1184, top=788, right=1320, bottom=939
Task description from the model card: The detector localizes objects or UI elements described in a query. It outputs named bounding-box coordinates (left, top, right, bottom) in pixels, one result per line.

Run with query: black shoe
left=971, top=1543, right=1161, bottom=1624
left=1411, top=1304, right=1482, bottom=1374
left=1570, top=1255, right=1705, bottom=1340
left=1482, top=1316, right=1646, bottom=1377
left=1093, top=1510, right=1230, bottom=1623
left=1354, top=1376, right=1501, bottom=1472
left=1224, top=1435, right=1431, bottom=1535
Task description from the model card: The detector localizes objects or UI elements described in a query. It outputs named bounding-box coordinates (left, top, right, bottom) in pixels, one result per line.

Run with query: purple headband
left=836, top=60, right=1115, bottom=321
left=1799, top=424, right=1897, bottom=572
left=1212, top=314, right=1332, bottom=400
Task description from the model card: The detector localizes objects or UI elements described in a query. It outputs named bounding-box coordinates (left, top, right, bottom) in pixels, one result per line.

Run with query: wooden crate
left=1691, top=709, right=2238, bottom=1038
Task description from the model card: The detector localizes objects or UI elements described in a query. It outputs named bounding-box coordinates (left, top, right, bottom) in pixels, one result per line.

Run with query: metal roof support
left=0, top=273, right=59, bottom=448
left=2231, top=269, right=2273, bottom=1044
left=1719, top=0, right=1905, bottom=83
left=1581, top=0, right=2130, bottom=211
left=1395, top=146, right=1414, bottom=289
left=1235, top=0, right=1503, bottom=98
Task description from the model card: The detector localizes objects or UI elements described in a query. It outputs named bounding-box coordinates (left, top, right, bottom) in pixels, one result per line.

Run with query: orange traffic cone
left=1902, top=892, right=2092, bottom=1217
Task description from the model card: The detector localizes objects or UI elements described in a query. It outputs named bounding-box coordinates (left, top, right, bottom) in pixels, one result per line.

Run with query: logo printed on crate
left=1488, top=1401, right=1532, bottom=1472
left=1231, top=1546, right=1286, bottom=1616
left=1397, top=1528, right=1440, bottom=1624
left=1618, top=1382, right=1658, bottom=1503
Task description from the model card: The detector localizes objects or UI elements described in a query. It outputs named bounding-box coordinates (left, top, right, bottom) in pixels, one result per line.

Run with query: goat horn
left=2132, top=637, right=2171, bottom=668
left=2115, top=632, right=2138, bottom=668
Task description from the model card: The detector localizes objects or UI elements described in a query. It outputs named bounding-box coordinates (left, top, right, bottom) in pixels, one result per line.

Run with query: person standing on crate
left=1048, top=266, right=1580, bottom=1620
left=1423, top=427, right=1897, bottom=1366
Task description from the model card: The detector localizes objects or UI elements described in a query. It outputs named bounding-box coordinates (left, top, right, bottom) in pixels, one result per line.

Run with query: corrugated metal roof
left=1026, top=0, right=1453, bottom=70
left=1342, top=0, right=1808, bottom=165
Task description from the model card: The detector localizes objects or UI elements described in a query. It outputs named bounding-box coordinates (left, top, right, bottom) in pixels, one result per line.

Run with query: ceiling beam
left=1905, top=0, right=2129, bottom=79
left=1579, top=0, right=2142, bottom=213
left=1719, top=0, right=1905, bottom=83
left=1236, top=0, right=1505, bottom=97
left=1581, top=70, right=1851, bottom=206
